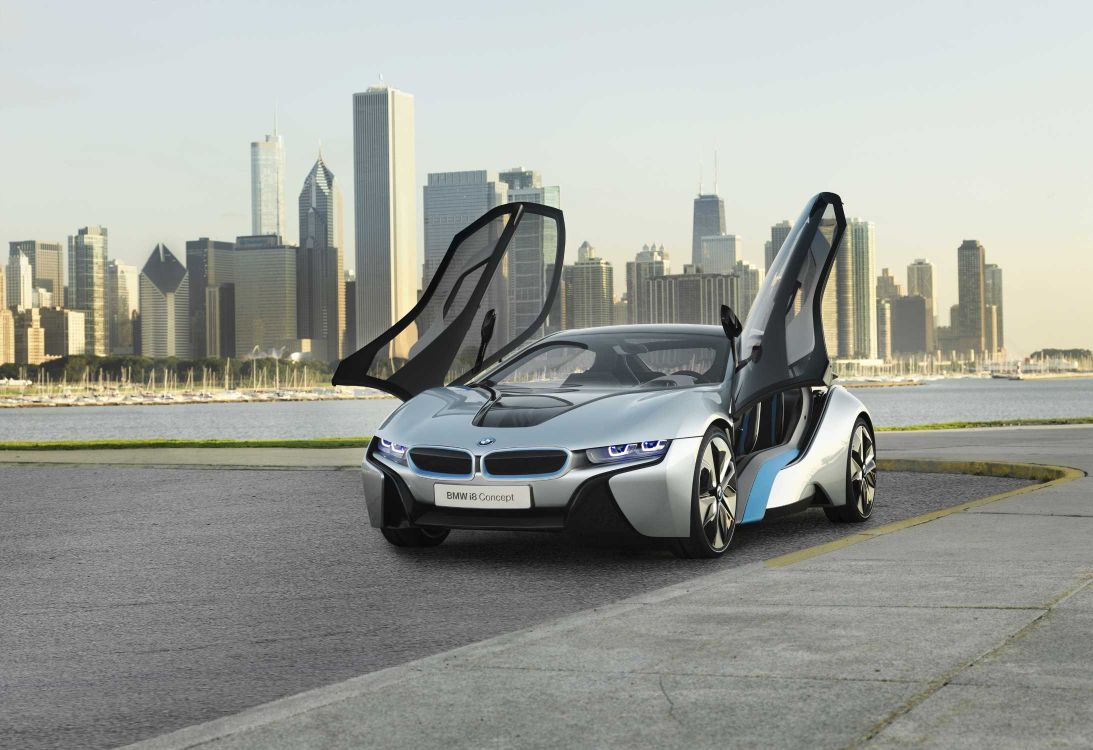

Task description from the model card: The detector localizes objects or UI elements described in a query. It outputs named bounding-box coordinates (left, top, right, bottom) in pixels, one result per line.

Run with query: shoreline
left=0, top=390, right=395, bottom=409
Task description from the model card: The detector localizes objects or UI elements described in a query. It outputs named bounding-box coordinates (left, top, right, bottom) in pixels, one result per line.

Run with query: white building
left=423, top=170, right=507, bottom=290
left=699, top=234, right=741, bottom=275
left=251, top=132, right=286, bottom=239
left=139, top=244, right=191, bottom=358
left=353, top=84, right=417, bottom=357
left=6, top=252, right=33, bottom=310
left=564, top=242, right=614, bottom=329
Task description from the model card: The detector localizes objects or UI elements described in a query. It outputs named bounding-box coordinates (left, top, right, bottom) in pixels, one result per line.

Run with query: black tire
left=824, top=416, right=876, bottom=523
left=380, top=526, right=450, bottom=547
left=673, top=426, right=737, bottom=559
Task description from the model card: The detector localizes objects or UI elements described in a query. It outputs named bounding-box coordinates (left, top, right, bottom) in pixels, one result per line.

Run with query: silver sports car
left=333, top=193, right=877, bottom=558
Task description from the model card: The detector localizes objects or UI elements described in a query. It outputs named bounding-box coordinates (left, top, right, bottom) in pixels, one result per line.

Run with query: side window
left=785, top=204, right=837, bottom=365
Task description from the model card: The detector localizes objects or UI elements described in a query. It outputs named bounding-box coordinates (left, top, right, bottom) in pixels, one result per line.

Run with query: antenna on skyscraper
left=714, top=150, right=719, bottom=195
left=698, top=163, right=703, bottom=195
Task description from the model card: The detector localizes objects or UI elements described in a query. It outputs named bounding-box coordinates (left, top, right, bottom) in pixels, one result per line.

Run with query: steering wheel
left=670, top=370, right=703, bottom=380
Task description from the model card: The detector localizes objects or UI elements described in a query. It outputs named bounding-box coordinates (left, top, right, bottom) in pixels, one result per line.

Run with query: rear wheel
left=824, top=416, right=876, bottom=523
left=380, top=526, right=450, bottom=547
left=673, top=426, right=737, bottom=559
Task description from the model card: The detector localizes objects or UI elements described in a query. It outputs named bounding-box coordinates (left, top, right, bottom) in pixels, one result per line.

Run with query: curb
left=765, top=459, right=1084, bottom=568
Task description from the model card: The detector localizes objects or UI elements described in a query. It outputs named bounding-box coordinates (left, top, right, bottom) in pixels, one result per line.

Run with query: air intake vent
left=409, top=447, right=473, bottom=476
left=484, top=449, right=567, bottom=476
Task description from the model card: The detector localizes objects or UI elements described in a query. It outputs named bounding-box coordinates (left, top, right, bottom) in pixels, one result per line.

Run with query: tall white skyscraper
left=6, top=252, right=33, bottom=310
left=849, top=218, right=877, bottom=359
left=251, top=132, right=286, bottom=238
left=353, top=84, right=417, bottom=355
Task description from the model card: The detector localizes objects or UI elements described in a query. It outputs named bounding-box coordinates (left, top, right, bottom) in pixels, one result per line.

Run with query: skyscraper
left=821, top=230, right=856, bottom=359
left=768, top=221, right=792, bottom=272
left=907, top=259, right=934, bottom=311
left=298, top=151, right=346, bottom=361
left=251, top=132, right=286, bottom=239
left=499, top=167, right=562, bottom=333
left=956, top=240, right=986, bottom=353
left=185, top=238, right=234, bottom=358
left=849, top=219, right=877, bottom=359
left=647, top=271, right=735, bottom=325
left=139, top=244, right=191, bottom=359
left=40, top=308, right=86, bottom=356
left=732, top=260, right=764, bottom=320
left=698, top=234, right=740, bottom=274
left=353, top=84, right=417, bottom=356
left=691, top=194, right=725, bottom=267
left=68, top=226, right=108, bottom=355
left=984, top=263, right=1003, bottom=351
left=876, top=267, right=901, bottom=301
left=6, top=252, right=33, bottom=310
left=563, top=242, right=613, bottom=329
left=0, top=308, right=14, bottom=365
left=891, top=295, right=934, bottom=355
left=626, top=244, right=669, bottom=323
left=9, top=241, right=63, bottom=299
left=423, top=170, right=507, bottom=289
left=106, top=261, right=138, bottom=354
left=876, top=299, right=892, bottom=360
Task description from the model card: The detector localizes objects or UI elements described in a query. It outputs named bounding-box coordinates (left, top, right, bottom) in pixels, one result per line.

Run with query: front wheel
left=824, top=416, right=876, bottom=523
left=673, top=426, right=737, bottom=559
left=380, top=526, right=450, bottom=547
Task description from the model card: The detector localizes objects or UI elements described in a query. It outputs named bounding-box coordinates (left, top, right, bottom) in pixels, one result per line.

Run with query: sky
left=2, top=0, right=1092, bottom=357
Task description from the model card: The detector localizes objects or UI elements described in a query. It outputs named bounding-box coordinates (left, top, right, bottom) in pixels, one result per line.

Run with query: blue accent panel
left=740, top=448, right=800, bottom=524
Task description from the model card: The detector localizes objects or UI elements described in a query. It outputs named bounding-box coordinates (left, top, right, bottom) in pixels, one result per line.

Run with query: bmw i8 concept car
left=333, top=193, right=877, bottom=558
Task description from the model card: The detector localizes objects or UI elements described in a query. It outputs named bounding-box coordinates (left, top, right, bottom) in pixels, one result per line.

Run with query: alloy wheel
left=697, top=435, right=737, bottom=552
left=850, top=424, right=877, bottom=516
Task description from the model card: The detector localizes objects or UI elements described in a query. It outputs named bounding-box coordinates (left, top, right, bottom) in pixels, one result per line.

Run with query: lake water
left=1, top=378, right=1091, bottom=441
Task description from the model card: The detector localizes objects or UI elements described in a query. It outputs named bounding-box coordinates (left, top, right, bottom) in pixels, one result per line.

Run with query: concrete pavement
left=115, top=426, right=1093, bottom=750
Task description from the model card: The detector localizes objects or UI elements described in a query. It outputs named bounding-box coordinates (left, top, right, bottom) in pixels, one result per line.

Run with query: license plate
left=434, top=484, right=532, bottom=510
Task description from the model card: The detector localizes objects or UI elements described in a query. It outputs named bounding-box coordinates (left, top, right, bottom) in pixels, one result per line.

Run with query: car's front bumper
left=360, top=437, right=701, bottom=539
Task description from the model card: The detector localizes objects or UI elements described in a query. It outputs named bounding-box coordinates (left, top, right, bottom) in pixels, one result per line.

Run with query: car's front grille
left=483, top=449, right=568, bottom=477
left=409, top=447, right=473, bottom=476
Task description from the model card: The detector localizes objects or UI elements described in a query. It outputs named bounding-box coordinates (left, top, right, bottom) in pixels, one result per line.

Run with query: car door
left=732, top=192, right=846, bottom=416
left=332, top=202, right=565, bottom=400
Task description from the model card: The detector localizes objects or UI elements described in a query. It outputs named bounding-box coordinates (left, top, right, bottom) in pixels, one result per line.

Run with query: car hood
left=378, top=385, right=726, bottom=451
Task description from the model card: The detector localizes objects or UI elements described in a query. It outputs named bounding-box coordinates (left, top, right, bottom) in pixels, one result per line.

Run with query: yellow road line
left=765, top=460, right=1085, bottom=569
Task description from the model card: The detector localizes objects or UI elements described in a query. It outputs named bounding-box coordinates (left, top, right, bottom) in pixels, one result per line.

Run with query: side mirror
left=474, top=309, right=497, bottom=370
left=720, top=304, right=742, bottom=340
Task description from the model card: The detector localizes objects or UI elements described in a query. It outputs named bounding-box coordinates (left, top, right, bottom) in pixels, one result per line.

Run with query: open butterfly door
left=332, top=202, right=565, bottom=400
left=732, top=192, right=846, bottom=416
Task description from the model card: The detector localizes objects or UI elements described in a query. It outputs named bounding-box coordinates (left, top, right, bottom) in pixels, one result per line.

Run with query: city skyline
left=3, top=2, right=1092, bottom=356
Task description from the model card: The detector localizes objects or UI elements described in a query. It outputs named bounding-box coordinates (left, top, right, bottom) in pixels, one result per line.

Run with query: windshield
left=481, top=330, right=730, bottom=391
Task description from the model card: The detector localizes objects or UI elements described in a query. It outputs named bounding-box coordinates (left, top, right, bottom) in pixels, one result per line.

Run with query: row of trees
left=0, top=355, right=334, bottom=387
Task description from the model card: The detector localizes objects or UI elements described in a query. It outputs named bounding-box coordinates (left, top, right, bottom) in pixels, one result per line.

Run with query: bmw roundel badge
left=477, top=437, right=496, bottom=446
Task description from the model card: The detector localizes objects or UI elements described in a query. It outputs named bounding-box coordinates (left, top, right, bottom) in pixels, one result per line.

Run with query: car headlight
left=376, top=437, right=409, bottom=465
left=586, top=439, right=669, bottom=464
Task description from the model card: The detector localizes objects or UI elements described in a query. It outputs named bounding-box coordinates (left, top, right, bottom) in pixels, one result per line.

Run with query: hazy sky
left=3, top=0, right=1092, bottom=357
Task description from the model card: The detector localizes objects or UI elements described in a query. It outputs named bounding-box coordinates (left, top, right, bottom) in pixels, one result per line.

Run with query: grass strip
left=0, top=437, right=372, bottom=451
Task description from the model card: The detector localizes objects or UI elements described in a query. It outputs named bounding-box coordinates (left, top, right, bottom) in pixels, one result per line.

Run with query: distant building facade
left=767, top=221, right=792, bottom=272
left=353, top=84, right=417, bottom=356
left=956, top=240, right=986, bottom=354
left=6, top=252, right=33, bottom=310
left=891, top=295, right=934, bottom=355
left=691, top=194, right=725, bottom=267
left=9, top=241, right=64, bottom=299
left=68, top=226, right=108, bottom=355
left=139, top=244, right=191, bottom=359
left=563, top=242, right=613, bottom=329
left=40, top=307, right=86, bottom=357
left=13, top=309, right=46, bottom=364
left=626, top=244, right=669, bottom=324
left=646, top=270, right=735, bottom=326
left=499, top=167, right=562, bottom=334
left=185, top=238, right=234, bottom=358
left=698, top=235, right=740, bottom=275
left=849, top=218, right=877, bottom=359
left=107, top=260, right=139, bottom=354
left=984, top=263, right=1003, bottom=352
left=298, top=152, right=346, bottom=362
left=251, top=132, right=286, bottom=238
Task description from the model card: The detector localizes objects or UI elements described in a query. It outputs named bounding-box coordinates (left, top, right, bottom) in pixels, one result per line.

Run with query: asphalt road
left=1, top=465, right=1030, bottom=750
